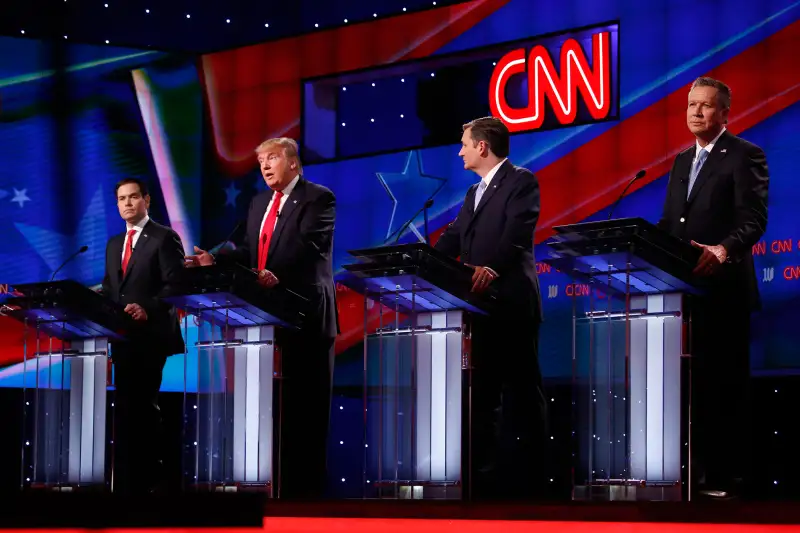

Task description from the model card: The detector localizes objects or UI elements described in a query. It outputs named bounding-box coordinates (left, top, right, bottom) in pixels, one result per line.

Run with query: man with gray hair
left=189, top=137, right=338, bottom=499
left=658, top=77, right=769, bottom=499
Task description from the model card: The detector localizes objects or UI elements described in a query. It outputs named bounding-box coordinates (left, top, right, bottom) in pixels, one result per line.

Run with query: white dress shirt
left=693, top=127, right=726, bottom=165
left=259, top=174, right=300, bottom=235
left=481, top=157, right=508, bottom=188
left=121, top=214, right=150, bottom=262
left=476, top=159, right=507, bottom=279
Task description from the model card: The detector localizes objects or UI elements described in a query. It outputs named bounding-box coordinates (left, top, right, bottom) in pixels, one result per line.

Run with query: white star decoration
left=11, top=188, right=30, bottom=208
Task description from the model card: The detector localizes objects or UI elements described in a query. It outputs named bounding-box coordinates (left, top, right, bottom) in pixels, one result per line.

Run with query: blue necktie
left=474, top=180, right=488, bottom=210
left=687, top=149, right=709, bottom=199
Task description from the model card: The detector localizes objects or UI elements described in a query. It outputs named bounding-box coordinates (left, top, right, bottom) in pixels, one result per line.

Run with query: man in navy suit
left=189, top=137, right=338, bottom=500
left=435, top=117, right=547, bottom=500
left=102, top=178, right=186, bottom=493
left=658, top=77, right=769, bottom=498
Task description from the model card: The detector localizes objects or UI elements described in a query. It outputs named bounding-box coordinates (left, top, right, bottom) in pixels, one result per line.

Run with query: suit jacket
left=657, top=129, right=769, bottom=310
left=435, top=160, right=543, bottom=323
left=102, top=219, right=187, bottom=357
left=228, top=177, right=339, bottom=339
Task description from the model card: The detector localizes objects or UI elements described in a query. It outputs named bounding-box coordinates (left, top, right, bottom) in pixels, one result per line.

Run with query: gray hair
left=691, top=77, right=731, bottom=110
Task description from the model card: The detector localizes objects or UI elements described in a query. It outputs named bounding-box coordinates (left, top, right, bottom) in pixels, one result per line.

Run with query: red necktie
left=258, top=191, right=283, bottom=271
left=121, top=229, right=136, bottom=276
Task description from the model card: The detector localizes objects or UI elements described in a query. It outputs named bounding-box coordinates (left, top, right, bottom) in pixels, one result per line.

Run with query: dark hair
left=114, top=178, right=149, bottom=197
left=462, top=116, right=510, bottom=158
left=691, top=77, right=731, bottom=109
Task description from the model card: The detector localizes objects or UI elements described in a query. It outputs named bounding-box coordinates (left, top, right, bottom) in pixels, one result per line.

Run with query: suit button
left=679, top=217, right=685, bottom=223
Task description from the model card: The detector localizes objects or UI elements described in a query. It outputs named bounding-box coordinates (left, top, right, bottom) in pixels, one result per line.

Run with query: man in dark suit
left=434, top=117, right=547, bottom=500
left=657, top=77, right=769, bottom=498
left=188, top=137, right=338, bottom=500
left=101, top=178, right=186, bottom=494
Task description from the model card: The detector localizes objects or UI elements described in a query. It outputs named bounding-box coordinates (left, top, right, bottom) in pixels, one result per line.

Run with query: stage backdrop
left=2, top=0, right=800, bottom=391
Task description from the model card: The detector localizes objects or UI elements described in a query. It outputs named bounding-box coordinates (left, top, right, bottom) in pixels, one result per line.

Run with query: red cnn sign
left=489, top=30, right=613, bottom=133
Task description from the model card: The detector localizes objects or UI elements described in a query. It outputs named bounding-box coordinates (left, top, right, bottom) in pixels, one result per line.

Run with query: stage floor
left=4, top=495, right=800, bottom=532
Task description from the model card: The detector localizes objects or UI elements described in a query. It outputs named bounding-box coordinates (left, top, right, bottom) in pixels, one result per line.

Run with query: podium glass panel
left=20, top=318, right=109, bottom=490
left=359, top=276, right=468, bottom=500
left=180, top=300, right=280, bottom=495
left=556, top=256, right=689, bottom=501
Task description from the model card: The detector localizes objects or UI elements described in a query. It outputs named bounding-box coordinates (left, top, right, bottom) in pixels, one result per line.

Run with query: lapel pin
left=293, top=199, right=298, bottom=204
left=720, top=149, right=727, bottom=153
left=143, top=233, right=148, bottom=238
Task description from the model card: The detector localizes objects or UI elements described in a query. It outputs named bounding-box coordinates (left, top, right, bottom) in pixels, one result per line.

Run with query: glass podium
left=4, top=280, right=130, bottom=491
left=163, top=263, right=307, bottom=496
left=544, top=217, right=704, bottom=501
left=342, top=243, right=496, bottom=500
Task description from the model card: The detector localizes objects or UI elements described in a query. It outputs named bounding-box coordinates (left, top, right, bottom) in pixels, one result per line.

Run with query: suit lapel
left=267, top=178, right=306, bottom=262
left=120, top=220, right=154, bottom=288
left=467, top=160, right=511, bottom=231
left=674, top=149, right=693, bottom=201
left=250, top=192, right=272, bottom=257
left=687, top=131, right=731, bottom=205
left=110, top=234, right=124, bottom=286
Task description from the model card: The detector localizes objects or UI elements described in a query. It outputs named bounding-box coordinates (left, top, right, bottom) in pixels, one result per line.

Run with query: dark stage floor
left=4, top=494, right=800, bottom=532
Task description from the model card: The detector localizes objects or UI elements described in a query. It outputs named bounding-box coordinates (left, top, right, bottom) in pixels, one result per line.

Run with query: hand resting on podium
left=124, top=302, right=148, bottom=321
left=690, top=240, right=728, bottom=276
left=465, top=263, right=498, bottom=293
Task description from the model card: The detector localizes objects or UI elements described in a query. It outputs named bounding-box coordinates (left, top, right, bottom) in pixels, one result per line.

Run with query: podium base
left=574, top=481, right=681, bottom=501
left=371, top=481, right=461, bottom=500
left=188, top=481, right=273, bottom=496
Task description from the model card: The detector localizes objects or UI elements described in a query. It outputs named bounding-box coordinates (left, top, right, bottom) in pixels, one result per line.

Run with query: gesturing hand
left=185, top=246, right=214, bottom=268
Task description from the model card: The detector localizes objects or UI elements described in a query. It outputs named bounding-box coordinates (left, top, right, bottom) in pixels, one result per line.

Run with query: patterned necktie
left=121, top=229, right=136, bottom=276
left=258, top=191, right=284, bottom=271
left=687, top=149, right=709, bottom=199
left=473, top=180, right=488, bottom=210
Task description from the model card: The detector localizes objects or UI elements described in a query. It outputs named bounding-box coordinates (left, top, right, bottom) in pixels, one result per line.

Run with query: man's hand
left=124, top=303, right=148, bottom=321
left=466, top=264, right=498, bottom=293
left=691, top=241, right=727, bottom=276
left=257, top=269, right=279, bottom=289
left=185, top=246, right=214, bottom=268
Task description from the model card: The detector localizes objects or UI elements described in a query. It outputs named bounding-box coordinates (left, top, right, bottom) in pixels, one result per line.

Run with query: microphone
left=607, top=170, right=646, bottom=221
left=392, top=198, right=435, bottom=244
left=209, top=220, right=244, bottom=255
left=423, top=198, right=432, bottom=244
left=50, top=245, right=88, bottom=281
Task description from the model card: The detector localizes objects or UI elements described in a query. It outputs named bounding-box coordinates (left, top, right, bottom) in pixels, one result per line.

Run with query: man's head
left=687, top=77, right=730, bottom=143
left=115, top=178, right=150, bottom=224
left=255, top=137, right=302, bottom=191
left=459, top=116, right=510, bottom=175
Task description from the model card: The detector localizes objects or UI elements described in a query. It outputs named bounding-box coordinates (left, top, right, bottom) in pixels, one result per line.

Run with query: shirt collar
left=126, top=214, right=149, bottom=232
left=276, top=174, right=300, bottom=197
left=482, top=158, right=508, bottom=187
left=696, top=127, right=726, bottom=156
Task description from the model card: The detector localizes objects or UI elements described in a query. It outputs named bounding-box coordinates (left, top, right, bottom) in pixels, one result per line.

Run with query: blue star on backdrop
left=224, top=182, right=240, bottom=208
left=14, top=187, right=109, bottom=284
left=376, top=150, right=446, bottom=242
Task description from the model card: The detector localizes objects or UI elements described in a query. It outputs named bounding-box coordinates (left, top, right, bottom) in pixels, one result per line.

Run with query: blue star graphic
left=254, top=173, right=271, bottom=192
left=11, top=188, right=30, bottom=208
left=376, top=150, right=447, bottom=242
left=224, top=182, right=240, bottom=208
left=14, top=187, right=109, bottom=284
